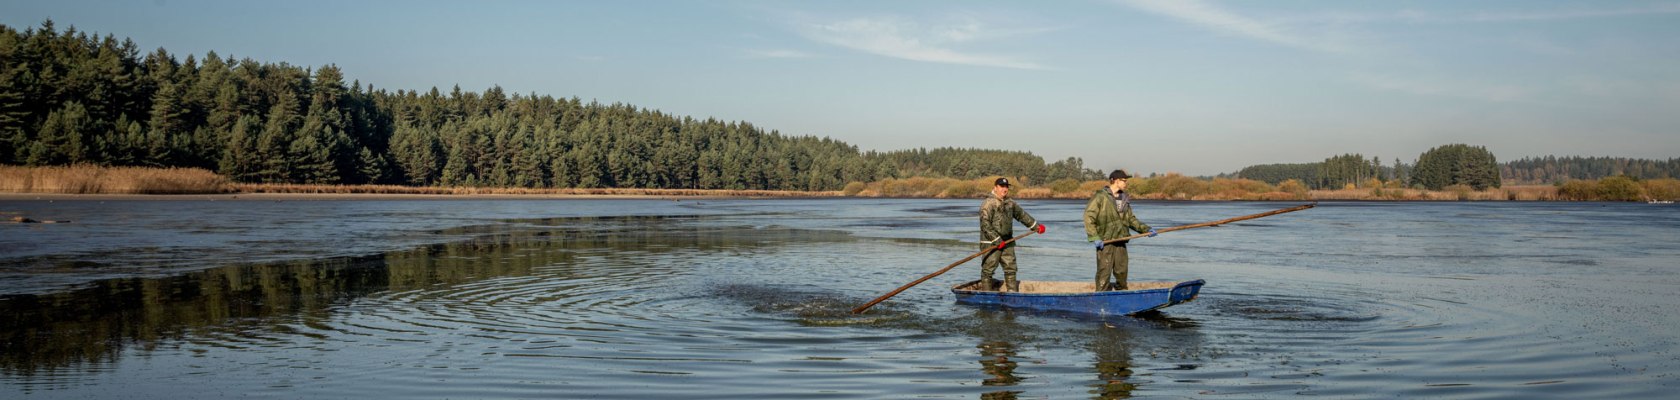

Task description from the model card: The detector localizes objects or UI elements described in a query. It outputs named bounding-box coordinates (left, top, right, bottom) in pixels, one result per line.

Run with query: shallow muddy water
left=2, top=198, right=1677, bottom=398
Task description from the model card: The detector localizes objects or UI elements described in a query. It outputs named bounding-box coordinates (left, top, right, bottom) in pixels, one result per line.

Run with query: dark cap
left=994, top=177, right=1011, bottom=187
left=1108, top=169, right=1132, bottom=181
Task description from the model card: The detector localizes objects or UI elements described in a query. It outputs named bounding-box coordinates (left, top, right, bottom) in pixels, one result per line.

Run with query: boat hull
left=952, top=279, right=1204, bottom=316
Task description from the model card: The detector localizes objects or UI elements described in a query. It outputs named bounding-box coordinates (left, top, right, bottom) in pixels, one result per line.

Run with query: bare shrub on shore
left=1049, top=178, right=1082, bottom=195
left=940, top=179, right=989, bottom=198
left=877, top=177, right=949, bottom=197
left=0, top=165, right=229, bottom=194
left=1077, top=180, right=1107, bottom=194
left=842, top=181, right=867, bottom=196
left=1557, top=180, right=1598, bottom=201
left=1278, top=179, right=1309, bottom=198
left=1133, top=173, right=1206, bottom=200
left=1209, top=178, right=1275, bottom=200
left=1596, top=176, right=1644, bottom=201
left=1552, top=177, right=1674, bottom=201
left=1642, top=179, right=1680, bottom=201
left=1504, top=185, right=1557, bottom=201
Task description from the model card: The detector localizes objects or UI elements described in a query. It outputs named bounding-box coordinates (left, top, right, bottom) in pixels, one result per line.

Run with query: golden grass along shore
left=0, top=165, right=230, bottom=194
left=3, top=165, right=1675, bottom=201
left=232, top=183, right=843, bottom=198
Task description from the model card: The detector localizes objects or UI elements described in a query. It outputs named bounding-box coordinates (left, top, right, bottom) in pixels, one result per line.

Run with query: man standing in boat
left=980, top=177, right=1045, bottom=292
left=1084, top=169, right=1156, bottom=291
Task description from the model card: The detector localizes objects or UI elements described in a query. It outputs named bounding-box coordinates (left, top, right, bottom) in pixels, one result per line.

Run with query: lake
left=2, top=198, right=1677, bottom=398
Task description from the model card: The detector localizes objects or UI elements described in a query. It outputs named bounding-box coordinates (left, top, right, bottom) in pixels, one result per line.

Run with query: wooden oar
left=850, top=231, right=1037, bottom=314
left=1101, top=203, right=1316, bottom=246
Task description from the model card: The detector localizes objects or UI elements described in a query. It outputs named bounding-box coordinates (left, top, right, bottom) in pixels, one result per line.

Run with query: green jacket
left=980, top=194, right=1039, bottom=243
left=1084, top=188, right=1151, bottom=243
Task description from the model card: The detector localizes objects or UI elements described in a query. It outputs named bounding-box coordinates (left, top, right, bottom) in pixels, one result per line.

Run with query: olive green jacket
left=1084, top=188, right=1151, bottom=243
left=980, top=194, right=1039, bottom=243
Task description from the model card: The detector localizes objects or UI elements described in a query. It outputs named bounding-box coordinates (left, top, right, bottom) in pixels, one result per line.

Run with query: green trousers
left=1096, top=243, right=1129, bottom=291
left=980, top=242, right=1018, bottom=291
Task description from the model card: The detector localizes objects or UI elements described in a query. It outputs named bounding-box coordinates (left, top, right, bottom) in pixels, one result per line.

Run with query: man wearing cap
left=1084, top=169, right=1156, bottom=291
left=980, top=177, right=1045, bottom=292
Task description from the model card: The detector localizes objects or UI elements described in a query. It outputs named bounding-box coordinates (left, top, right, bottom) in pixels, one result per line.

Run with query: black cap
left=994, top=177, right=1011, bottom=187
left=1109, top=169, right=1132, bottom=181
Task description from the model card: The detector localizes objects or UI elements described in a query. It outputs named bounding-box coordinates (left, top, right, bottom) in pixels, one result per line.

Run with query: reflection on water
left=1, top=213, right=853, bottom=384
left=1090, top=327, right=1137, bottom=399
left=1, top=253, right=388, bottom=376
left=974, top=311, right=1029, bottom=399
left=2, top=199, right=1677, bottom=398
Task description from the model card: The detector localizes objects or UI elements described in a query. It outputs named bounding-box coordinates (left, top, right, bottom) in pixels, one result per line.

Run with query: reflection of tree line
left=0, top=219, right=846, bottom=376
left=0, top=254, right=388, bottom=377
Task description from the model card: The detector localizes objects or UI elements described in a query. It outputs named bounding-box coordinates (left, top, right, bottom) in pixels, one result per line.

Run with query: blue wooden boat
left=952, top=279, right=1205, bottom=316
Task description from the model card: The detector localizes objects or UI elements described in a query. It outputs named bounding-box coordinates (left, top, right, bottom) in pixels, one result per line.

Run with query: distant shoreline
left=0, top=190, right=1642, bottom=202
left=0, top=192, right=836, bottom=201
left=4, top=165, right=1675, bottom=202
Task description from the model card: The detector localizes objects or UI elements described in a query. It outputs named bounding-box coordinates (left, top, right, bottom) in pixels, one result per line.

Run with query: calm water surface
left=2, top=198, right=1677, bottom=398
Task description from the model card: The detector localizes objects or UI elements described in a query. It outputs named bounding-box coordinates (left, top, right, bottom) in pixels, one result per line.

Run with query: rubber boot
left=1005, top=279, right=1020, bottom=293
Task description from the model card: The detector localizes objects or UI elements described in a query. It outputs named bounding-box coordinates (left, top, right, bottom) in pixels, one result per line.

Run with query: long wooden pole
left=849, top=203, right=1315, bottom=315
left=850, top=231, right=1037, bottom=314
left=1101, top=203, right=1316, bottom=246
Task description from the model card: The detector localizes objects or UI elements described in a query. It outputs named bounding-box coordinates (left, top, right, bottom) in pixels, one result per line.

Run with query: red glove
left=1034, top=224, right=1046, bottom=234
left=996, top=241, right=1006, bottom=250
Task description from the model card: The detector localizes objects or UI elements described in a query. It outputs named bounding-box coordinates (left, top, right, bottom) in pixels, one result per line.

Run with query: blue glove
left=1092, top=241, right=1103, bottom=250
left=1147, top=229, right=1158, bottom=237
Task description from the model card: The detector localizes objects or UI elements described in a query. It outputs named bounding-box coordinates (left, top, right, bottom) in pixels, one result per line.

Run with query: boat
left=1650, top=200, right=1674, bottom=204
left=951, top=279, right=1205, bottom=316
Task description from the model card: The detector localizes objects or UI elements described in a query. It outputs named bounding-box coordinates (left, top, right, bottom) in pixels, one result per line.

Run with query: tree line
left=1234, top=144, right=1501, bottom=190
left=1233, top=154, right=1401, bottom=190
left=0, top=20, right=1098, bottom=191
left=874, top=147, right=1101, bottom=186
left=1503, top=156, right=1680, bottom=184
left=1237, top=146, right=1680, bottom=191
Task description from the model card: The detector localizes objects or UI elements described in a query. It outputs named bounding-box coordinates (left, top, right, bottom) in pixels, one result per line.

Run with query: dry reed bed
left=0, top=165, right=229, bottom=194
left=232, top=183, right=843, bottom=197
left=5, top=165, right=1670, bottom=201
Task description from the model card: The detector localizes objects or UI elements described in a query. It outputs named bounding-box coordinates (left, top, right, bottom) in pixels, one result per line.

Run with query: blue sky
left=4, top=0, right=1678, bottom=176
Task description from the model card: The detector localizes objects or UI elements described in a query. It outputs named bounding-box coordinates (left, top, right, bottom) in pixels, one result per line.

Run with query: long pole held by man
left=979, top=177, right=1045, bottom=292
left=1084, top=169, right=1155, bottom=291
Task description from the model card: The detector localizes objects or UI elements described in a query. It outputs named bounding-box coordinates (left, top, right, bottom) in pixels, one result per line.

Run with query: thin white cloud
left=936, top=19, right=984, bottom=43
left=744, top=49, right=815, bottom=59
left=1119, top=0, right=1353, bottom=54
left=1446, top=3, right=1680, bottom=23
left=798, top=15, right=1050, bottom=70
left=1272, top=3, right=1680, bottom=25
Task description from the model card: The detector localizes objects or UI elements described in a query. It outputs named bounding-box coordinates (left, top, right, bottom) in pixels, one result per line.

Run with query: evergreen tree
left=255, top=90, right=301, bottom=183
left=1393, top=158, right=1408, bottom=186
left=1411, top=144, right=1500, bottom=190
left=389, top=123, right=441, bottom=185
left=355, top=146, right=389, bottom=185
left=31, top=101, right=91, bottom=165
left=218, top=115, right=261, bottom=180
